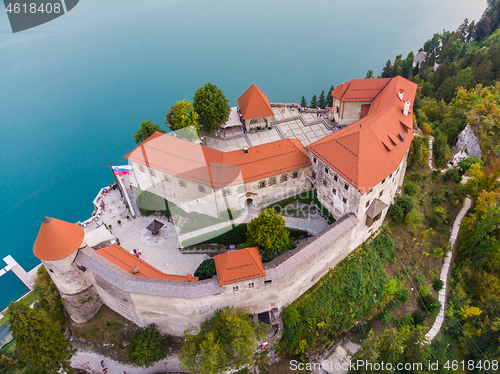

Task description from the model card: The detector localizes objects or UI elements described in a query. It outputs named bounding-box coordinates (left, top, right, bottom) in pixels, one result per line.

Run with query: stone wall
left=61, top=285, right=102, bottom=323
left=74, top=214, right=359, bottom=336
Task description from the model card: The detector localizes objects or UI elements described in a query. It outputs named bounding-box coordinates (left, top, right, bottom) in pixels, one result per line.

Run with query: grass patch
left=270, top=190, right=317, bottom=210
left=182, top=224, right=310, bottom=248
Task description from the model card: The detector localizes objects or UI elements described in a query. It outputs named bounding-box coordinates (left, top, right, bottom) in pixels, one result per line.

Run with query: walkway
left=425, top=197, right=472, bottom=342
left=71, top=350, right=184, bottom=374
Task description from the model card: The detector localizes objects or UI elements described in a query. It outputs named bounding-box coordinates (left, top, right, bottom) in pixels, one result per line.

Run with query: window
left=237, top=185, right=245, bottom=194
left=313, top=157, right=317, bottom=163
left=198, top=185, right=206, bottom=193
left=233, top=286, right=239, bottom=292
left=366, top=200, right=370, bottom=208
left=344, top=183, right=349, bottom=191
left=281, top=174, right=288, bottom=182
left=334, top=174, right=338, bottom=182
left=179, top=179, right=187, bottom=188
left=336, top=106, right=339, bottom=113
left=149, top=169, right=157, bottom=177
left=382, top=178, right=386, bottom=184
left=389, top=173, right=393, bottom=178
left=249, top=282, right=254, bottom=288
left=139, top=165, right=146, bottom=173
left=163, top=174, right=171, bottom=183
left=379, top=190, right=384, bottom=197
left=368, top=188, right=373, bottom=194
left=342, top=197, right=347, bottom=204
left=292, top=171, right=298, bottom=179
left=322, top=180, right=327, bottom=187
left=222, top=188, right=231, bottom=197
left=264, top=280, right=272, bottom=284
left=332, top=187, right=337, bottom=195
left=312, top=172, right=317, bottom=179
left=269, top=177, right=276, bottom=186
left=258, top=180, right=266, bottom=189
left=324, top=166, right=329, bottom=174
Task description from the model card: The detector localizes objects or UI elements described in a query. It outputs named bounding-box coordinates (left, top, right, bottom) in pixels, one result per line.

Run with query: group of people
left=100, top=360, right=108, bottom=373
left=133, top=248, right=141, bottom=258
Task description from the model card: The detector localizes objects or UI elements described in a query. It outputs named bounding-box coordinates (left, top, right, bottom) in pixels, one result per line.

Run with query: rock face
left=456, top=124, right=482, bottom=159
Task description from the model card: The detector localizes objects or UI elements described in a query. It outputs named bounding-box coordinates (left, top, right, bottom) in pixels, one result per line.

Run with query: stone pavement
left=425, top=197, right=472, bottom=342
left=83, top=189, right=207, bottom=276
left=72, top=350, right=183, bottom=374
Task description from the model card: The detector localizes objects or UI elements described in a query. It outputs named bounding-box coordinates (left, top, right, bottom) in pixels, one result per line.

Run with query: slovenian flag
left=112, top=165, right=132, bottom=175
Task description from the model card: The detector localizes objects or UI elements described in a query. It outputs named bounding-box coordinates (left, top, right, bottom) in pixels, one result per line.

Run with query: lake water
left=0, top=0, right=487, bottom=310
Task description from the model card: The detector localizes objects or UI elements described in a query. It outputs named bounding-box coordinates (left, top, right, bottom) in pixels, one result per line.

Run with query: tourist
left=137, top=248, right=142, bottom=256
left=316, top=107, right=320, bottom=117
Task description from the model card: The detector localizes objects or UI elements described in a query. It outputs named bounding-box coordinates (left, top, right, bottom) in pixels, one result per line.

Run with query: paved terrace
left=81, top=188, right=208, bottom=276
left=203, top=105, right=339, bottom=151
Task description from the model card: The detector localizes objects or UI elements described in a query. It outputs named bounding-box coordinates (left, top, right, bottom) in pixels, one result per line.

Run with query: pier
left=0, top=255, right=40, bottom=291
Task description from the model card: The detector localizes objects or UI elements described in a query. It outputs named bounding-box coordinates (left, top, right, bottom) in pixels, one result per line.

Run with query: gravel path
left=71, top=350, right=183, bottom=374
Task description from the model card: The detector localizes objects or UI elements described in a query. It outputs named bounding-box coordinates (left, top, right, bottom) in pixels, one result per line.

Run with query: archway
left=246, top=198, right=253, bottom=208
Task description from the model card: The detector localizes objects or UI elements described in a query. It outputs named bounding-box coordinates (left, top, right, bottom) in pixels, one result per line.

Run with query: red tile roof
left=310, top=76, right=417, bottom=193
left=214, top=247, right=265, bottom=285
left=237, top=84, right=274, bottom=120
left=125, top=134, right=310, bottom=187
left=96, top=244, right=198, bottom=282
left=33, top=217, right=85, bottom=261
left=331, top=78, right=391, bottom=102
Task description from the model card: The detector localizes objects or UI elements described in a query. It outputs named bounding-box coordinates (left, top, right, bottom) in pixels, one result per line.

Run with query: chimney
left=403, top=100, right=411, bottom=116
left=398, top=89, right=404, bottom=101
left=243, top=146, right=249, bottom=155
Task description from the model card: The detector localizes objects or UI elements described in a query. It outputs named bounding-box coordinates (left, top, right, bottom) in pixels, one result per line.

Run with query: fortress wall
left=74, top=214, right=359, bottom=336
left=60, top=285, right=102, bottom=323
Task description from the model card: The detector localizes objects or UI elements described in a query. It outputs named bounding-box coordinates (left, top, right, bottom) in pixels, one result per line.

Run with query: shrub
left=412, top=172, right=423, bottom=181
left=398, top=314, right=414, bottom=329
left=397, top=288, right=410, bottom=303
left=390, top=204, right=405, bottom=223
left=415, top=273, right=426, bottom=285
left=419, top=284, right=431, bottom=296
left=194, top=259, right=217, bottom=280
left=384, top=278, right=402, bottom=296
left=405, top=209, right=424, bottom=228
left=378, top=312, right=392, bottom=325
left=432, top=247, right=444, bottom=258
left=117, top=220, right=121, bottom=224
left=443, top=168, right=461, bottom=183
left=394, top=195, right=414, bottom=216
left=129, top=324, right=166, bottom=367
left=402, top=267, right=412, bottom=278
left=418, top=294, right=441, bottom=316
left=431, top=214, right=441, bottom=228
left=431, top=169, right=441, bottom=180
left=433, top=279, right=444, bottom=291
left=404, top=182, right=419, bottom=196
left=458, top=157, right=483, bottom=175
left=411, top=311, right=426, bottom=326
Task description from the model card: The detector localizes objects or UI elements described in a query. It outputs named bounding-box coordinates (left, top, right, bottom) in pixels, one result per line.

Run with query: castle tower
left=33, top=216, right=102, bottom=323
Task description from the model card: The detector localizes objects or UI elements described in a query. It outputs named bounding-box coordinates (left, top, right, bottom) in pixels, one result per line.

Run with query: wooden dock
left=1, top=255, right=40, bottom=291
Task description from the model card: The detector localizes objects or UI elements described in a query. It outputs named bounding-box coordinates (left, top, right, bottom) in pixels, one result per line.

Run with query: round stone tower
left=33, top=216, right=102, bottom=323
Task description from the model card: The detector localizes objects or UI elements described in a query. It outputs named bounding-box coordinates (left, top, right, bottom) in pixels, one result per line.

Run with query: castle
left=33, top=76, right=417, bottom=336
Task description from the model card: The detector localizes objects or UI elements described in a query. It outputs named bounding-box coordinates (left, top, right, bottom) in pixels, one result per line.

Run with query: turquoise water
left=0, top=0, right=487, bottom=310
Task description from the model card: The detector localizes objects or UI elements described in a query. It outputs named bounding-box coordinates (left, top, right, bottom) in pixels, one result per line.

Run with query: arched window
left=269, top=177, right=277, bottom=186
left=258, top=180, right=266, bottom=189
left=179, top=179, right=187, bottom=188
left=198, top=185, right=206, bottom=193
left=280, top=174, right=288, bottom=183
left=164, top=174, right=171, bottom=183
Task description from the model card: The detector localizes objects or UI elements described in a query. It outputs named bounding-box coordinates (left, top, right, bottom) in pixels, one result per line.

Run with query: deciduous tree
left=165, top=99, right=200, bottom=141
left=179, top=307, right=266, bottom=374
left=246, top=208, right=291, bottom=260
left=128, top=324, right=166, bottom=367
left=133, top=120, right=165, bottom=144
left=193, top=83, right=230, bottom=133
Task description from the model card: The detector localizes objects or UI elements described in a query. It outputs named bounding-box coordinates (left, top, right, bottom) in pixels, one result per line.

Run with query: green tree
left=246, top=208, right=291, bottom=260
left=300, top=96, right=307, bottom=108
left=7, top=301, right=76, bottom=374
left=366, top=69, right=374, bottom=78
left=381, top=60, right=393, bottom=78
left=33, top=266, right=66, bottom=329
left=165, top=99, right=201, bottom=141
left=193, top=83, right=230, bottom=133
left=433, top=134, right=451, bottom=168
left=326, top=85, right=334, bottom=107
left=133, top=120, right=165, bottom=144
left=128, top=324, right=166, bottom=367
left=349, top=330, right=379, bottom=374
left=194, top=258, right=217, bottom=280
left=179, top=307, right=267, bottom=374
left=318, top=90, right=326, bottom=109
left=310, top=94, right=318, bottom=109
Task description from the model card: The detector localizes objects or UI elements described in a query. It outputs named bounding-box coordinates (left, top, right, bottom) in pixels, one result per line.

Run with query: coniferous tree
left=300, top=96, right=307, bottom=108
left=310, top=94, right=318, bottom=109
left=381, top=60, right=393, bottom=78
left=326, top=85, right=334, bottom=107
left=318, top=90, right=326, bottom=109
